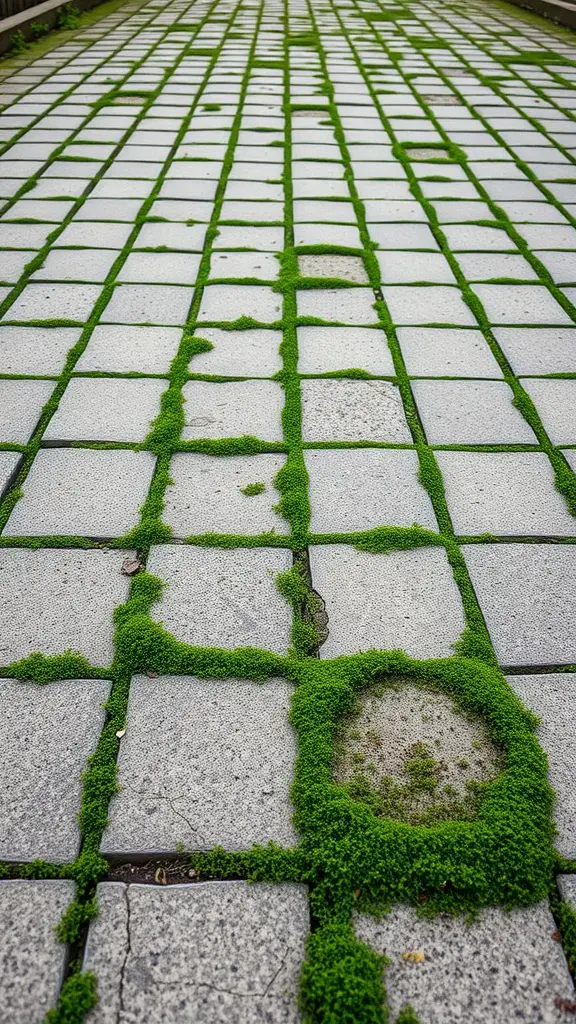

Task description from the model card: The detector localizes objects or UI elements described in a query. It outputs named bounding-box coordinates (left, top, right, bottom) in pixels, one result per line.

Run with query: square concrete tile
left=102, top=676, right=297, bottom=854
left=182, top=380, right=284, bottom=442
left=101, top=284, right=192, bottom=325
left=521, top=379, right=576, bottom=445
left=83, top=882, right=308, bottom=1023
left=0, top=451, right=19, bottom=494
left=45, top=378, right=165, bottom=442
left=301, top=380, right=411, bottom=442
left=456, top=252, right=538, bottom=281
left=163, top=453, right=287, bottom=537
left=76, top=325, right=181, bottom=373
left=5, top=449, right=156, bottom=537
left=382, top=285, right=477, bottom=326
left=190, top=328, right=282, bottom=376
left=0, top=880, right=74, bottom=1023
left=310, top=545, right=465, bottom=659
left=294, top=223, right=362, bottom=247
left=210, top=251, right=279, bottom=280
left=355, top=902, right=574, bottom=1024
left=493, top=328, right=576, bottom=374
left=398, top=327, right=502, bottom=377
left=297, top=287, right=377, bottom=325
left=118, top=252, right=201, bottom=285
left=5, top=283, right=101, bottom=323
left=57, top=221, right=132, bottom=249
left=297, top=326, right=395, bottom=375
left=463, top=543, right=576, bottom=666
left=32, top=248, right=118, bottom=283
left=507, top=673, right=576, bottom=859
left=412, top=380, right=537, bottom=444
left=437, top=451, right=575, bottom=536
left=135, top=222, right=207, bottom=251
left=376, top=251, right=456, bottom=284
left=0, top=679, right=109, bottom=861
left=147, top=545, right=292, bottom=653
left=298, top=254, right=368, bottom=283
left=198, top=284, right=281, bottom=324
left=369, top=222, right=439, bottom=250
left=306, top=449, right=437, bottom=533
left=0, top=548, right=130, bottom=667
left=472, top=284, right=571, bottom=325
left=0, top=379, right=54, bottom=443
left=214, top=225, right=284, bottom=250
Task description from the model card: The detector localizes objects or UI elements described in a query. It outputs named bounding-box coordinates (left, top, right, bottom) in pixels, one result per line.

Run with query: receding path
left=0, top=0, right=576, bottom=1020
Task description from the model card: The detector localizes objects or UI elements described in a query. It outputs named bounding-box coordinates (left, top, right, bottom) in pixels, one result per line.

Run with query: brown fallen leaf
left=552, top=930, right=562, bottom=942
left=122, top=556, right=142, bottom=576
left=556, top=996, right=576, bottom=1013
left=402, top=951, right=425, bottom=964
left=154, top=867, right=167, bottom=886
left=146, top=670, right=158, bottom=678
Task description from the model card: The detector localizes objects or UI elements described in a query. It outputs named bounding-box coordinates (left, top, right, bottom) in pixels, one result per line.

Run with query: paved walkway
left=0, top=0, right=576, bottom=1020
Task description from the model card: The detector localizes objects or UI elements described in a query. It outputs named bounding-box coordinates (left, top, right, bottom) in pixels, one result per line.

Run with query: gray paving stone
left=456, top=251, right=538, bottom=281
left=301, top=380, right=411, bottom=442
left=376, top=250, right=455, bottom=284
left=163, top=453, right=287, bottom=537
left=182, top=380, right=284, bottom=442
left=521, top=379, right=576, bottom=445
left=412, top=380, right=536, bottom=444
left=1, top=249, right=36, bottom=282
left=507, top=674, right=576, bottom=859
left=472, top=284, right=571, bottom=325
left=534, top=250, right=576, bottom=284
left=119, top=252, right=201, bottom=285
left=558, top=875, right=576, bottom=912
left=101, top=284, right=192, bottom=325
left=147, top=545, right=292, bottom=653
left=135, top=221, right=207, bottom=251
left=310, top=545, right=465, bottom=659
left=0, top=325, right=81, bottom=374
left=5, top=282, right=101, bottom=323
left=0, top=548, right=130, bottom=667
left=57, top=222, right=132, bottom=249
left=382, top=285, right=477, bottom=326
left=210, top=251, right=279, bottom=280
left=198, top=284, right=282, bottom=324
left=214, top=225, right=284, bottom=250
left=0, top=451, right=19, bottom=494
left=297, top=326, right=395, bottom=375
left=563, top=450, right=576, bottom=472
left=369, top=222, right=440, bottom=250
left=83, top=881, right=308, bottom=1023
left=306, top=449, right=437, bottom=533
left=32, top=248, right=118, bottom=283
left=0, top=679, right=109, bottom=861
left=44, top=378, right=165, bottom=442
left=76, top=324, right=181, bottom=373
left=297, top=287, right=377, bottom=325
left=437, top=451, right=575, bottom=536
left=298, top=254, right=369, bottom=283
left=5, top=449, right=156, bottom=537
left=463, top=543, right=576, bottom=666
left=493, top=328, right=576, bottom=374
left=190, top=327, right=282, bottom=376
left=355, top=902, right=574, bottom=1024
left=293, top=222, right=362, bottom=247
left=0, top=379, right=54, bottom=443
left=102, top=676, right=297, bottom=854
left=398, top=327, right=502, bottom=377
left=0, top=880, right=75, bottom=1024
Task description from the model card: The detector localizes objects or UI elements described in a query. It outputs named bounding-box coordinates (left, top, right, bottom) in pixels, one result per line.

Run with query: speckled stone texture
left=102, top=676, right=297, bottom=854
left=0, top=548, right=132, bottom=667
left=507, top=674, right=576, bottom=859
left=301, top=379, right=411, bottom=442
left=44, top=378, right=165, bottom=442
left=355, top=902, right=575, bottom=1023
left=0, top=679, right=109, bottom=861
left=0, top=880, right=75, bottom=1023
left=305, top=449, right=437, bottom=533
left=147, top=545, right=292, bottom=653
left=163, top=452, right=288, bottom=537
left=310, top=546, right=466, bottom=659
left=463, top=544, right=576, bottom=666
left=83, top=882, right=309, bottom=1023
left=182, top=380, right=284, bottom=441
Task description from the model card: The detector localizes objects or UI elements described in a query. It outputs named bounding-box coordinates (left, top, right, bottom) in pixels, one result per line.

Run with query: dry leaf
left=555, top=996, right=576, bottom=1013
left=154, top=867, right=167, bottom=886
left=552, top=930, right=561, bottom=942
left=115, top=728, right=126, bottom=739
left=402, top=951, right=425, bottom=964
left=122, top=556, right=141, bottom=576
left=146, top=670, right=158, bottom=678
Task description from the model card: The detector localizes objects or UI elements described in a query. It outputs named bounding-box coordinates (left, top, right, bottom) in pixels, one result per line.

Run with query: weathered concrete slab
left=355, top=902, right=575, bottom=1023
left=44, top=378, right=165, bottom=443
left=147, top=545, right=292, bottom=653
left=102, top=675, right=296, bottom=854
left=301, top=380, right=411, bottom=442
left=310, top=545, right=465, bottom=659
left=0, top=679, right=109, bottom=861
left=182, top=380, right=284, bottom=441
left=83, top=882, right=309, bottom=1023
left=0, top=880, right=75, bottom=1024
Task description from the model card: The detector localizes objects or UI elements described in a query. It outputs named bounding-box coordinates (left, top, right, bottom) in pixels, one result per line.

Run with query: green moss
left=300, top=922, right=387, bottom=1024
left=240, top=481, right=266, bottom=496
left=45, top=973, right=98, bottom=1024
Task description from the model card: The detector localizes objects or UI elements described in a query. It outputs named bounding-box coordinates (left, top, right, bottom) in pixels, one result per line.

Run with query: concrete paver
left=1, top=0, right=576, bottom=1016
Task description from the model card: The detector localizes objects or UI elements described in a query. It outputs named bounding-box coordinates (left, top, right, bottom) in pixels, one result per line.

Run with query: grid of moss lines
left=0, top=0, right=576, bottom=1019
